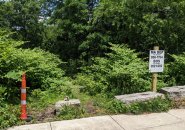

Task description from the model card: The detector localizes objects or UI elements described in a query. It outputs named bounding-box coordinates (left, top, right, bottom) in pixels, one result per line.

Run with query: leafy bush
left=154, top=64, right=176, bottom=91
left=75, top=44, right=150, bottom=95
left=169, top=53, right=185, bottom=85
left=28, top=81, right=73, bottom=110
left=0, top=101, right=20, bottom=129
left=57, top=106, right=86, bottom=120
left=93, top=96, right=171, bottom=114
left=127, top=98, right=171, bottom=114
left=0, top=30, right=66, bottom=100
left=0, top=30, right=71, bottom=128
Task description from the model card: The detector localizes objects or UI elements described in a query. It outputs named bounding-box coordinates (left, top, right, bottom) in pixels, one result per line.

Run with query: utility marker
left=20, top=73, right=27, bottom=120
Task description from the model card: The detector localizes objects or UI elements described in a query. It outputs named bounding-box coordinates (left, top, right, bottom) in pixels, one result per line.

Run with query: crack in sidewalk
left=49, top=122, right=53, bottom=130
left=167, top=112, right=185, bottom=122
left=109, top=115, right=126, bottom=130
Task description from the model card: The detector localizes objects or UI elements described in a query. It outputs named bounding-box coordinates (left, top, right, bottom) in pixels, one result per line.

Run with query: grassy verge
left=0, top=86, right=177, bottom=129
left=26, top=86, right=172, bottom=121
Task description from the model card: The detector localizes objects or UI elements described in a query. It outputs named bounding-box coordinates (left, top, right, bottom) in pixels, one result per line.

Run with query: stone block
left=55, top=99, right=81, bottom=115
left=160, top=86, right=185, bottom=99
left=115, top=91, right=164, bottom=104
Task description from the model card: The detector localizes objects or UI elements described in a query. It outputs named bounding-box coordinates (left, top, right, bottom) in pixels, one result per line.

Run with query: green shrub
left=169, top=53, right=185, bottom=85
left=0, top=102, right=20, bottom=129
left=106, top=99, right=128, bottom=113
left=75, top=44, right=150, bottom=95
left=75, top=74, right=106, bottom=95
left=28, top=83, right=73, bottom=110
left=94, top=96, right=171, bottom=114
left=92, top=94, right=171, bottom=114
left=127, top=97, right=171, bottom=114
left=0, top=83, right=20, bottom=129
left=154, top=64, right=176, bottom=91
left=0, top=30, right=66, bottom=100
left=57, top=106, right=86, bottom=120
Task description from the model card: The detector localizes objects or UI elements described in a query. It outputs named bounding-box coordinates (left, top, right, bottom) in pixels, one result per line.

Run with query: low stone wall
left=115, top=86, right=185, bottom=105
left=115, top=91, right=164, bottom=104
left=160, top=86, right=185, bottom=99
left=55, top=99, right=81, bottom=115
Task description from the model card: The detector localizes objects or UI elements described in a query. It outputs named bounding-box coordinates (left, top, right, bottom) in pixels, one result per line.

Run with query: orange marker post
left=20, top=73, right=27, bottom=120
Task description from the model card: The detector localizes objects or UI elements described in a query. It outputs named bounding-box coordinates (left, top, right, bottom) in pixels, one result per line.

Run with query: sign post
left=149, top=46, right=164, bottom=92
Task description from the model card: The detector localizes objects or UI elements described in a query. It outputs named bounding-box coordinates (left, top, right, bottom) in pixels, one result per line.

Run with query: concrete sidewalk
left=8, top=109, right=185, bottom=130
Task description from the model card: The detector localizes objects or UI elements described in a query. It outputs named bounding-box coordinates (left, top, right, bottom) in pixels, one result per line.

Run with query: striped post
left=20, top=73, right=27, bottom=120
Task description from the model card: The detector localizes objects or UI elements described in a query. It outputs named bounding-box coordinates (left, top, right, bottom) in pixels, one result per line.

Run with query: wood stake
left=151, top=46, right=159, bottom=92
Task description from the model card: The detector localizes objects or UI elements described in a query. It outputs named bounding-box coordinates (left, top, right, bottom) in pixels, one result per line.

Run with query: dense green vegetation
left=75, top=44, right=151, bottom=95
left=0, top=0, right=185, bottom=129
left=0, top=30, right=66, bottom=100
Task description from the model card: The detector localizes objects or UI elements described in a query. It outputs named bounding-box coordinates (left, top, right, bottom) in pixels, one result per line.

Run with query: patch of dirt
left=85, top=101, right=97, bottom=115
left=36, top=105, right=56, bottom=122
left=24, top=105, right=56, bottom=125
left=172, top=98, right=185, bottom=109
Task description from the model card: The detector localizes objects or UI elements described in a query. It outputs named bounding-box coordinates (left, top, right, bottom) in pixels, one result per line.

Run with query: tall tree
left=0, top=0, right=44, bottom=47
left=87, top=0, right=100, bottom=20
left=49, top=0, right=89, bottom=61
left=84, top=0, right=185, bottom=57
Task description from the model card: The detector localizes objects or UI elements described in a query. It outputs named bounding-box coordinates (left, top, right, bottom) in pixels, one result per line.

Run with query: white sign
left=149, top=50, right=164, bottom=73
